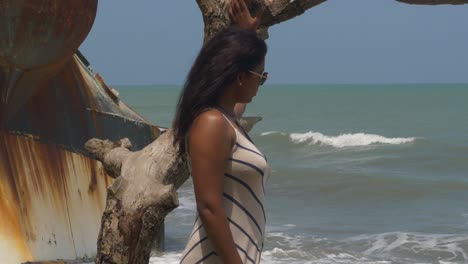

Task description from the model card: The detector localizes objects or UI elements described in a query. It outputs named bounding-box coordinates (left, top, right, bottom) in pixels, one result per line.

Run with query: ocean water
left=117, top=84, right=468, bottom=264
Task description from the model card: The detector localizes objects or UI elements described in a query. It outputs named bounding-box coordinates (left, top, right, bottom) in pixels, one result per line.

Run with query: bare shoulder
left=189, top=109, right=235, bottom=149
left=191, top=109, right=227, bottom=133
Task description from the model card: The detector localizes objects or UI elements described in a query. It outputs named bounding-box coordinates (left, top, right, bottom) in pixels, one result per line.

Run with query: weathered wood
left=196, top=0, right=327, bottom=41
left=196, top=0, right=468, bottom=42
left=239, top=116, right=263, bottom=132
left=259, top=0, right=327, bottom=28
left=86, top=130, right=189, bottom=264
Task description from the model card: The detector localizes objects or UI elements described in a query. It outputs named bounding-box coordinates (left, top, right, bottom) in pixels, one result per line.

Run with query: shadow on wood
left=85, top=130, right=189, bottom=264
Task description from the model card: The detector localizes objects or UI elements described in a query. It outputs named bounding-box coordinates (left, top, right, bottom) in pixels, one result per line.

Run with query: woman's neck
left=216, top=92, right=237, bottom=118
left=216, top=104, right=237, bottom=121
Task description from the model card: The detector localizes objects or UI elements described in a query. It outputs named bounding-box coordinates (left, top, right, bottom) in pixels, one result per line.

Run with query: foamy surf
left=150, top=252, right=182, bottom=263
left=79, top=231, right=468, bottom=264
left=145, top=231, right=468, bottom=263
left=148, top=250, right=392, bottom=264
left=344, top=232, right=468, bottom=263
left=261, top=131, right=416, bottom=148
left=261, top=250, right=392, bottom=264
left=148, top=252, right=390, bottom=264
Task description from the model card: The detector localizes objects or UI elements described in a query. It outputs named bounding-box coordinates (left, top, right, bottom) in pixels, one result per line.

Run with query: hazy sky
left=80, top=0, right=468, bottom=85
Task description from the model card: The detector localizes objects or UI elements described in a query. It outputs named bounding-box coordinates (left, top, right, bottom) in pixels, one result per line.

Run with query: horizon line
left=112, top=82, right=468, bottom=87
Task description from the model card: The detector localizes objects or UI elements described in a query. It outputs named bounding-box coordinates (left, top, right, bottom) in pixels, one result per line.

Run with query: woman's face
left=236, top=60, right=265, bottom=103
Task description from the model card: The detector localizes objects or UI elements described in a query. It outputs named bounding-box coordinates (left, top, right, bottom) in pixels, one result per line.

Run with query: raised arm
left=228, top=0, right=265, bottom=31
left=229, top=0, right=263, bottom=118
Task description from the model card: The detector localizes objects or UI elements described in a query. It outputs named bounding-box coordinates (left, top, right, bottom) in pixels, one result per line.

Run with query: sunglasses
left=249, top=70, right=268, bottom=85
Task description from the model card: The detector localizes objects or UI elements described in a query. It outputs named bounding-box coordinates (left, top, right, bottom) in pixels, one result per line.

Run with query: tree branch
left=196, top=0, right=328, bottom=41
left=260, top=0, right=327, bottom=28
left=85, top=138, right=133, bottom=178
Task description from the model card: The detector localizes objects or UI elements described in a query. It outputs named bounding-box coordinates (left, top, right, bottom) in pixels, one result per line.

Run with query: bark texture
left=86, top=130, right=189, bottom=264
left=196, top=0, right=468, bottom=42
left=197, top=0, right=327, bottom=41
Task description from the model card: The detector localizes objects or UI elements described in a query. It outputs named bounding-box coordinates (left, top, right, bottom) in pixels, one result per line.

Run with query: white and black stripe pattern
left=180, top=113, right=271, bottom=264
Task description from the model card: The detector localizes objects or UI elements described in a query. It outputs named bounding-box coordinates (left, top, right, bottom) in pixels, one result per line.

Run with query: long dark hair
left=172, top=26, right=267, bottom=157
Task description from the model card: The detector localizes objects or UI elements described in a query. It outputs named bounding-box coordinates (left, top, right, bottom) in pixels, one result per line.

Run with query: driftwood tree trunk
left=90, top=0, right=467, bottom=263
left=86, top=131, right=189, bottom=264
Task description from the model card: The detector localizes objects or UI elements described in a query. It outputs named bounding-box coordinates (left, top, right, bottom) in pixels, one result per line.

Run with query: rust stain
left=0, top=0, right=99, bottom=122
left=0, top=131, right=113, bottom=262
left=0, top=0, right=98, bottom=70
left=16, top=56, right=100, bottom=146
left=0, top=170, right=33, bottom=264
left=0, top=1, right=157, bottom=262
left=87, top=161, right=98, bottom=194
left=1, top=56, right=72, bottom=120
left=103, top=166, right=111, bottom=187
left=95, top=73, right=119, bottom=102
left=74, top=56, right=98, bottom=111
left=25, top=59, right=83, bottom=140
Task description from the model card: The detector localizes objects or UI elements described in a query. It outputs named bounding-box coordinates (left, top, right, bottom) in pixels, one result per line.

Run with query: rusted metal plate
left=0, top=0, right=97, bottom=70
left=0, top=38, right=160, bottom=264
left=0, top=174, right=33, bottom=264
left=0, top=0, right=98, bottom=117
left=0, top=131, right=112, bottom=263
left=0, top=1, right=162, bottom=263
left=2, top=55, right=160, bottom=156
left=0, top=55, right=160, bottom=262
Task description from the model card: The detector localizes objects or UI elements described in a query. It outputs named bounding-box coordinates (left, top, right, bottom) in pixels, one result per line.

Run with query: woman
left=172, top=26, right=270, bottom=264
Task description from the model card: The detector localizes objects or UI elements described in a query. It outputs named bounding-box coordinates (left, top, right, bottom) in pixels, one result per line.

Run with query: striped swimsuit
left=180, top=113, right=271, bottom=264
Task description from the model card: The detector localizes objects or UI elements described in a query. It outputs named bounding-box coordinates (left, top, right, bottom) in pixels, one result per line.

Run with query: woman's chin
left=240, top=97, right=254, bottom=103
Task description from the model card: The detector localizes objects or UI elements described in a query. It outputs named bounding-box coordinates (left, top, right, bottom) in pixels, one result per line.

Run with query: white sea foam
left=266, top=247, right=309, bottom=258
left=261, top=249, right=392, bottom=264
left=290, top=132, right=415, bottom=148
left=267, top=232, right=306, bottom=249
left=345, top=232, right=468, bottom=262
left=261, top=130, right=416, bottom=148
left=147, top=250, right=388, bottom=264
left=175, top=187, right=196, bottom=211
left=149, top=251, right=182, bottom=264
left=261, top=131, right=288, bottom=136
left=82, top=231, right=467, bottom=264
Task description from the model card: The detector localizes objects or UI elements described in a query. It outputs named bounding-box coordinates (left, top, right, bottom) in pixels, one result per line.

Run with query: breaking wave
left=261, top=131, right=416, bottom=148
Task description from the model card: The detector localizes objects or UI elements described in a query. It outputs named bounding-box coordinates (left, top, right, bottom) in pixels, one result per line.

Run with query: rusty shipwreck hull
left=0, top=131, right=111, bottom=263
left=0, top=1, right=160, bottom=263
